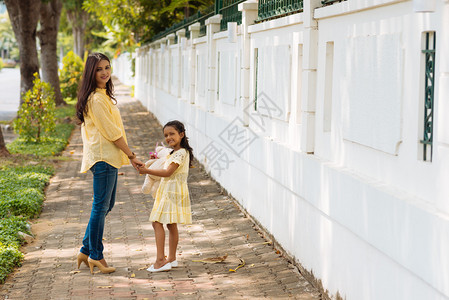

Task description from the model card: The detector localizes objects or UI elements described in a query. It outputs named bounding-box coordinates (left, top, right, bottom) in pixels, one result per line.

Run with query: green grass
left=0, top=104, right=75, bottom=283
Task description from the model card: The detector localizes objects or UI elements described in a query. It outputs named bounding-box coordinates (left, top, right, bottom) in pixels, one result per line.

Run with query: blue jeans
left=80, top=161, right=117, bottom=260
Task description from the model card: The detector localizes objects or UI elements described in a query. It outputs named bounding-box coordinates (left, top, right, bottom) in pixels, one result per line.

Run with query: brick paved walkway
left=0, top=81, right=323, bottom=299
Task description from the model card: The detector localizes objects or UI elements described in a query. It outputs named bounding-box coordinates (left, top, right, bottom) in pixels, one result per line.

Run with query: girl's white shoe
left=147, top=262, right=172, bottom=272
left=169, top=260, right=178, bottom=268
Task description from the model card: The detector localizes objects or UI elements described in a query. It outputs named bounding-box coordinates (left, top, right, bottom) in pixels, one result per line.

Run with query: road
left=0, top=67, right=20, bottom=121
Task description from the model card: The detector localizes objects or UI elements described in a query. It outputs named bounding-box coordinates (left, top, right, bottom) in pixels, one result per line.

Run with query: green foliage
left=0, top=217, right=30, bottom=248
left=0, top=117, right=73, bottom=285
left=0, top=216, right=29, bottom=283
left=0, top=245, right=23, bottom=283
left=0, top=166, right=52, bottom=282
left=83, top=0, right=213, bottom=53
left=13, top=73, right=56, bottom=142
left=0, top=101, right=74, bottom=284
left=59, top=51, right=84, bottom=100
left=54, top=102, right=76, bottom=119
left=9, top=104, right=74, bottom=157
left=0, top=57, right=3, bottom=71
left=8, top=122, right=74, bottom=156
left=64, top=97, right=77, bottom=105
left=0, top=165, right=53, bottom=218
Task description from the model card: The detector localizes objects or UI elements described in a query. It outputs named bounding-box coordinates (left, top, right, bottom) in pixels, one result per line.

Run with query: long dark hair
left=164, top=120, right=194, bottom=167
left=76, top=53, right=116, bottom=123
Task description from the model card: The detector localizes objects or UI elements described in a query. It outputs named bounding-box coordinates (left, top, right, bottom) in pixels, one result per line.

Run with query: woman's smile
left=95, top=59, right=111, bottom=88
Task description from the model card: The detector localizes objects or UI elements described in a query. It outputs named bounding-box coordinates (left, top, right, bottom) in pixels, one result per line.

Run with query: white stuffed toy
left=141, top=143, right=172, bottom=198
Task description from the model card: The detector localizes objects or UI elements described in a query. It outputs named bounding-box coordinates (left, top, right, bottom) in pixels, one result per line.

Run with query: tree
left=4, top=0, right=40, bottom=105
left=0, top=128, right=10, bottom=157
left=83, top=0, right=213, bottom=49
left=38, top=0, right=64, bottom=106
left=64, top=0, right=88, bottom=57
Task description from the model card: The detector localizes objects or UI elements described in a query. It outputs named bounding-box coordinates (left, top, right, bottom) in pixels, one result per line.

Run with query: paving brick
left=0, top=79, right=321, bottom=300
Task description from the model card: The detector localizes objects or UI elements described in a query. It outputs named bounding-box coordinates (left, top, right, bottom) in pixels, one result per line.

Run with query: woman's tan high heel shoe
left=77, top=252, right=89, bottom=269
left=88, top=258, right=116, bottom=274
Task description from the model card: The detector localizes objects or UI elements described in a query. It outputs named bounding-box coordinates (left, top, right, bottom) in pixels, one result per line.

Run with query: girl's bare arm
left=139, top=162, right=179, bottom=177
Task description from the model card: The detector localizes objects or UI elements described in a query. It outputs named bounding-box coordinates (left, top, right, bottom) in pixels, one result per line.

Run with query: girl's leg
left=152, top=221, right=169, bottom=268
left=166, top=223, right=178, bottom=263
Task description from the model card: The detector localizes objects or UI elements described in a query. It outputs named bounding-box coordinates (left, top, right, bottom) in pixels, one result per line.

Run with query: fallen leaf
left=97, top=286, right=112, bottom=289
left=130, top=273, right=135, bottom=278
left=182, top=292, right=196, bottom=295
left=114, top=237, right=122, bottom=240
left=118, top=172, right=124, bottom=175
left=160, top=287, right=166, bottom=291
left=138, top=266, right=148, bottom=270
left=262, top=242, right=272, bottom=245
left=70, top=150, right=75, bottom=155
left=192, top=254, right=227, bottom=263
left=229, top=259, right=245, bottom=272
left=133, top=249, right=142, bottom=251
left=70, top=270, right=81, bottom=274
left=79, top=210, right=84, bottom=213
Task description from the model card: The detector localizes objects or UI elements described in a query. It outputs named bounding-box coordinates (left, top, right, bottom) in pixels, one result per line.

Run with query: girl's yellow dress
left=149, top=148, right=192, bottom=224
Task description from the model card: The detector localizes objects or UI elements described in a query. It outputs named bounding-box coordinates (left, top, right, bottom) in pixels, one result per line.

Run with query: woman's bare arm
left=113, top=136, right=144, bottom=169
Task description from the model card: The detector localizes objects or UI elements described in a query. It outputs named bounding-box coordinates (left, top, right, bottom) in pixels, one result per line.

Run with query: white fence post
left=239, top=0, right=258, bottom=126
left=205, top=15, right=222, bottom=112
left=188, top=22, right=201, bottom=104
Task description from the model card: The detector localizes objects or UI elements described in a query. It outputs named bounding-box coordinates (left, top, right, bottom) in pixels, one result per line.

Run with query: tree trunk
left=66, top=8, right=88, bottom=58
left=0, top=127, right=10, bottom=157
left=38, top=0, right=65, bottom=106
left=4, top=0, right=41, bottom=105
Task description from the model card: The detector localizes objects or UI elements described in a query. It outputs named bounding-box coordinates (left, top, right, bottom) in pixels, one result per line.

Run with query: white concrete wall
left=112, top=52, right=134, bottom=86
left=130, top=0, right=449, bottom=299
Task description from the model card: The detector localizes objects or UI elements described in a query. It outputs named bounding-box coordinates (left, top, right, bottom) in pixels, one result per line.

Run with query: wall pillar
left=167, top=34, right=176, bottom=95
left=176, top=29, right=186, bottom=99
left=239, top=0, right=258, bottom=126
left=160, top=38, right=167, bottom=91
left=300, top=0, right=321, bottom=153
left=189, top=22, right=201, bottom=104
left=134, top=48, right=141, bottom=100
left=205, top=14, right=222, bottom=112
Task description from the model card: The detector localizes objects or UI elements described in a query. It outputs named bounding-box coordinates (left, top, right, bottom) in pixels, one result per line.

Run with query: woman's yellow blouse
left=80, top=88, right=129, bottom=173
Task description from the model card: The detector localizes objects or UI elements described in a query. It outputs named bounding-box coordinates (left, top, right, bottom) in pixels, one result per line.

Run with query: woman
left=75, top=53, right=143, bottom=274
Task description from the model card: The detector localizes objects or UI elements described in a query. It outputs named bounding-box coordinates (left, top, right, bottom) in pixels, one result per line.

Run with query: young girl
left=138, top=120, right=194, bottom=272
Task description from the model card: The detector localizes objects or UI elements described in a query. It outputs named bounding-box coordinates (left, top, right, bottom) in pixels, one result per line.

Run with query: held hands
left=137, top=165, right=150, bottom=175
left=130, top=157, right=144, bottom=171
